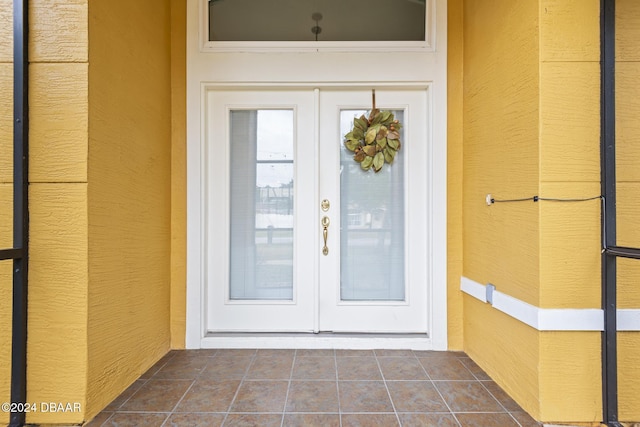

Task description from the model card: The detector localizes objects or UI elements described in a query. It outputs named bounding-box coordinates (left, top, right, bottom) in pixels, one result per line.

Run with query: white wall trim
left=460, top=276, right=487, bottom=303
left=618, top=309, right=640, bottom=331
left=461, top=276, right=640, bottom=332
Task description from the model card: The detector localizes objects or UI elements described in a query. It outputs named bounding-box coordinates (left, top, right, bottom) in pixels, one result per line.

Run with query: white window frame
left=199, top=0, right=436, bottom=53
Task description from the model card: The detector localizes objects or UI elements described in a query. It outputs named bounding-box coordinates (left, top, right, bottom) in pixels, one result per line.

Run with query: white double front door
left=205, top=88, right=430, bottom=334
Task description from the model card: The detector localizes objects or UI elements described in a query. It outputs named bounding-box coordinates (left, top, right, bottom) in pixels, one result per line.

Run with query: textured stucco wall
left=0, top=259, right=11, bottom=427
left=616, top=0, right=640, bottom=421
left=447, top=0, right=464, bottom=351
left=170, top=0, right=187, bottom=350
left=537, top=0, right=603, bottom=422
left=462, top=0, right=639, bottom=423
left=1, top=0, right=173, bottom=422
left=461, top=0, right=542, bottom=418
left=86, top=0, right=173, bottom=420
left=28, top=0, right=89, bottom=424
left=0, top=0, right=90, bottom=424
left=539, top=0, right=601, bottom=310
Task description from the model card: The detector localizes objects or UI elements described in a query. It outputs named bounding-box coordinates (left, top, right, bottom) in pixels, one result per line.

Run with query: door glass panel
left=339, top=110, right=405, bottom=301
left=209, top=0, right=426, bottom=42
left=229, top=110, right=294, bottom=300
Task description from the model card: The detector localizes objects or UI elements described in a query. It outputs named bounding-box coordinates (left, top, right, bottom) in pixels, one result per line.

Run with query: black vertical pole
left=600, top=0, right=618, bottom=425
left=10, top=0, right=29, bottom=425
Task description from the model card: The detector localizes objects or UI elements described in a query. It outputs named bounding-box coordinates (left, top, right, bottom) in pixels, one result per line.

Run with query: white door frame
left=185, top=0, right=448, bottom=350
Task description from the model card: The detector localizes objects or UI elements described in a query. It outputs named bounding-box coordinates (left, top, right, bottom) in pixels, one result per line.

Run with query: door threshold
left=199, top=332, right=439, bottom=351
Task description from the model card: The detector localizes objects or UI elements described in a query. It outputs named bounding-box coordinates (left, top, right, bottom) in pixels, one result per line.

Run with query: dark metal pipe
left=600, top=0, right=620, bottom=425
left=605, top=246, right=640, bottom=261
left=0, top=248, right=23, bottom=261
left=10, top=0, right=29, bottom=425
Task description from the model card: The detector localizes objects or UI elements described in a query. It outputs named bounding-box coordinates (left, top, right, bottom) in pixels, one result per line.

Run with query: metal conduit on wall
left=600, top=1, right=618, bottom=425
left=8, top=0, right=29, bottom=426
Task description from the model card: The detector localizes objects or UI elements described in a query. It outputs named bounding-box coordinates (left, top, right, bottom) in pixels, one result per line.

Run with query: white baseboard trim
left=199, top=334, right=436, bottom=350
left=461, top=276, right=640, bottom=332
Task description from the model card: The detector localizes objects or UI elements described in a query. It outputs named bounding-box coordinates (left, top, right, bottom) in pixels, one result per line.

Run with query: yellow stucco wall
left=464, top=298, right=541, bottom=417
left=462, top=0, right=640, bottom=423
left=1, top=0, right=176, bottom=423
left=170, top=0, right=187, bottom=350
left=27, top=0, right=90, bottom=424
left=616, top=0, right=640, bottom=421
left=462, top=0, right=541, bottom=305
left=446, top=0, right=464, bottom=351
left=539, top=0, right=601, bottom=310
left=0, top=258, right=10, bottom=427
left=0, top=0, right=92, bottom=424
left=539, top=332, right=602, bottom=422
left=537, top=1, right=603, bottom=423
left=85, top=0, right=173, bottom=420
left=461, top=0, right=542, bottom=418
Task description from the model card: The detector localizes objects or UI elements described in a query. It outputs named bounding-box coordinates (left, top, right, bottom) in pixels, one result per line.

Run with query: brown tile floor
left=85, top=349, right=543, bottom=427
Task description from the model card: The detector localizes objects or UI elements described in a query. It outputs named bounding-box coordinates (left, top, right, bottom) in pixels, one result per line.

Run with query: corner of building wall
left=446, top=0, right=464, bottom=352
left=20, top=0, right=91, bottom=424
left=84, top=0, right=174, bottom=419
left=170, top=0, right=188, bottom=350
left=538, top=331, right=602, bottom=423
left=462, top=294, right=541, bottom=420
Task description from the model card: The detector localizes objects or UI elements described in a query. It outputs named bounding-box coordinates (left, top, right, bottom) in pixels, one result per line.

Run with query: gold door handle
left=321, top=216, right=330, bottom=256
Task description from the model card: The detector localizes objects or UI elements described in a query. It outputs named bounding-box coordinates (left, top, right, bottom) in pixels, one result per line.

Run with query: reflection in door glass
left=229, top=110, right=294, bottom=300
left=209, top=0, right=426, bottom=42
left=340, top=110, right=405, bottom=301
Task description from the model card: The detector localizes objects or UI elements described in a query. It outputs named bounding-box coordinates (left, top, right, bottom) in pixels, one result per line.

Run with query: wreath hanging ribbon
left=343, top=90, right=402, bottom=173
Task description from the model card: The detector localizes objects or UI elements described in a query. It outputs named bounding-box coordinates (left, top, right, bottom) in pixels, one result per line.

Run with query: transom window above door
left=202, top=0, right=433, bottom=51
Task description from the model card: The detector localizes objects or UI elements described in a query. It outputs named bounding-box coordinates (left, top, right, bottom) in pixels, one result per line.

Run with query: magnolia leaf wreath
left=343, top=109, right=402, bottom=173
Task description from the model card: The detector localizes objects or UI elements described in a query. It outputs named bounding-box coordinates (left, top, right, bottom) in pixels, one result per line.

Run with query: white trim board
left=200, top=335, right=436, bottom=350
left=460, top=276, right=640, bottom=332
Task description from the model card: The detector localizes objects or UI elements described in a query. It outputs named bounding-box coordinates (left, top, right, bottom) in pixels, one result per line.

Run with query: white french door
left=206, top=90, right=317, bottom=332
left=318, top=90, right=428, bottom=333
left=206, top=88, right=430, bottom=334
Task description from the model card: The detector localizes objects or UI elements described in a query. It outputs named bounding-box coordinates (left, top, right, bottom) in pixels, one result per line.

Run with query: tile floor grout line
left=416, top=354, right=435, bottom=382
left=334, top=351, right=344, bottom=427
left=110, top=378, right=150, bottom=412
left=453, top=356, right=478, bottom=381
left=159, top=374, right=199, bottom=426
left=477, top=379, right=526, bottom=427
left=426, top=375, right=463, bottom=427
left=373, top=351, right=403, bottom=426
left=154, top=352, right=218, bottom=423
left=107, top=352, right=173, bottom=414
left=279, top=349, right=298, bottom=427
left=477, top=377, right=513, bottom=412
left=460, top=357, right=490, bottom=382
left=219, top=349, right=258, bottom=426
left=416, top=350, right=463, bottom=427
left=333, top=351, right=344, bottom=427
left=96, top=412, right=114, bottom=427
